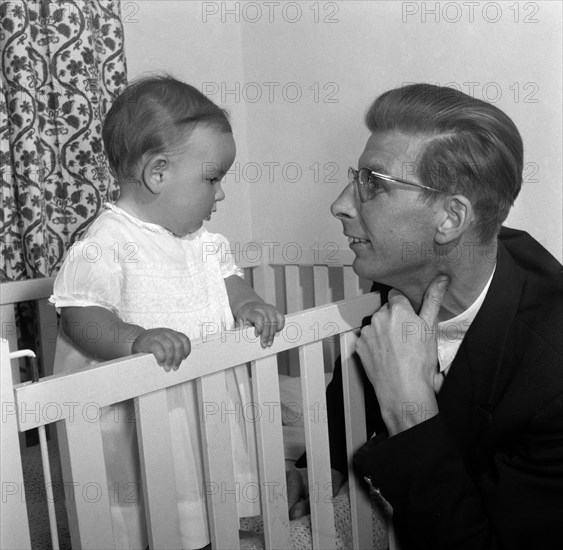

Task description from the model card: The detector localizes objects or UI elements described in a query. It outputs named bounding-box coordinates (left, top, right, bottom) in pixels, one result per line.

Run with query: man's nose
left=330, top=182, right=358, bottom=219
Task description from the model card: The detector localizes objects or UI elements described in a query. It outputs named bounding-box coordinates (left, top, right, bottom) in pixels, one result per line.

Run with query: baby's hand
left=131, top=328, right=191, bottom=372
left=236, top=302, right=285, bottom=348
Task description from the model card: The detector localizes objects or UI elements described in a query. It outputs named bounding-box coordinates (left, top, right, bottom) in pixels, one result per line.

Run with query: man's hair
left=365, top=83, right=523, bottom=243
left=102, top=74, right=232, bottom=182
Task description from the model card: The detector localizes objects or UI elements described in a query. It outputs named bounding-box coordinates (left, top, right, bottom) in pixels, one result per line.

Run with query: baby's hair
left=103, top=74, right=232, bottom=182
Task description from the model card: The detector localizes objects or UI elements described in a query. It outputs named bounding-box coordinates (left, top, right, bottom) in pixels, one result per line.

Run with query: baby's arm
left=225, top=275, right=285, bottom=348
left=61, top=306, right=190, bottom=371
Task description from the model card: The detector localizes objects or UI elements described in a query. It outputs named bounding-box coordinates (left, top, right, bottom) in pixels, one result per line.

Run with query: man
left=288, top=84, right=563, bottom=548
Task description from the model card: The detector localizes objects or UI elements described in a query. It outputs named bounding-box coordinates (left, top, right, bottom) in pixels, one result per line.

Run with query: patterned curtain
left=0, top=0, right=127, bottom=281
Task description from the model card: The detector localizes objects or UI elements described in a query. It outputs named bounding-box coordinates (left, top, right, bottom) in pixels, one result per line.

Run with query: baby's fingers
left=148, top=333, right=186, bottom=371
left=158, top=336, right=180, bottom=371
left=263, top=310, right=284, bottom=347
left=275, top=310, right=286, bottom=332
left=254, top=310, right=277, bottom=348
left=264, top=318, right=279, bottom=348
left=149, top=342, right=168, bottom=369
left=166, top=331, right=191, bottom=370
left=251, top=314, right=271, bottom=349
left=176, top=332, right=191, bottom=368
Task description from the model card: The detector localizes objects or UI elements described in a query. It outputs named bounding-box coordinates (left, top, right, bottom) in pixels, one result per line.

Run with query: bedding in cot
left=240, top=488, right=389, bottom=550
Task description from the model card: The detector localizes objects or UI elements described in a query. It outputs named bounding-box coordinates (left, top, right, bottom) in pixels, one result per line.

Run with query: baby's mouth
left=206, top=205, right=217, bottom=221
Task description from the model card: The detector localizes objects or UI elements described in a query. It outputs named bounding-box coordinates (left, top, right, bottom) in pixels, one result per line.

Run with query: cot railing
left=1, top=249, right=390, bottom=549
left=1, top=293, right=380, bottom=549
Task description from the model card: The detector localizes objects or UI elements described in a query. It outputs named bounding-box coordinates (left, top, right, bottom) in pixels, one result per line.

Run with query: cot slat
left=313, top=265, right=339, bottom=370
left=341, top=330, right=373, bottom=549
left=313, top=265, right=330, bottom=306
left=252, top=263, right=277, bottom=305
left=37, top=297, right=57, bottom=377
left=1, top=303, right=21, bottom=384
left=285, top=265, right=302, bottom=313
left=285, top=265, right=302, bottom=376
left=343, top=266, right=361, bottom=299
left=136, top=390, right=182, bottom=549
left=250, top=355, right=292, bottom=549
left=299, top=341, right=337, bottom=550
left=0, top=341, right=32, bottom=549
left=198, top=371, right=240, bottom=549
left=61, top=414, right=115, bottom=549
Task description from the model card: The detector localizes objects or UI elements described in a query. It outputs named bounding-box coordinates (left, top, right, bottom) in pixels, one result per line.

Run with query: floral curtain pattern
left=1, top=0, right=127, bottom=281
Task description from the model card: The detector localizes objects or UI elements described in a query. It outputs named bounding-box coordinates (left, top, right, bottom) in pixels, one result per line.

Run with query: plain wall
left=123, top=0, right=253, bottom=247
left=124, top=1, right=562, bottom=261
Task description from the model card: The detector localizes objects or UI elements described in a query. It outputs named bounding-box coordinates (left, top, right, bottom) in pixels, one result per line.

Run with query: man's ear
left=141, top=155, right=168, bottom=194
left=434, top=195, right=474, bottom=245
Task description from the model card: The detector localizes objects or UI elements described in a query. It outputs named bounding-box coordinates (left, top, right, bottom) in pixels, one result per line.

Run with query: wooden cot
left=1, top=248, right=397, bottom=549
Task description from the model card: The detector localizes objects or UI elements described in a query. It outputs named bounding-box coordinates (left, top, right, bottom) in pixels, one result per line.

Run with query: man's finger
left=286, top=469, right=304, bottom=511
left=419, top=275, right=450, bottom=325
left=387, top=288, right=409, bottom=305
left=289, top=498, right=310, bottom=520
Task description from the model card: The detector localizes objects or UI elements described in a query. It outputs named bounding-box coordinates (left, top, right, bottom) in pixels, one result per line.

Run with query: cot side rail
left=13, top=294, right=379, bottom=431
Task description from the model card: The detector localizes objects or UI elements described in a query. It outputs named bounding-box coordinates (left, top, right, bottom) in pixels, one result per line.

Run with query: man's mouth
left=348, top=236, right=370, bottom=246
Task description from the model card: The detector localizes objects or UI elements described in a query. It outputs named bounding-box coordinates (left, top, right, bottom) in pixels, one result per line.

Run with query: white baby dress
left=50, top=203, right=260, bottom=549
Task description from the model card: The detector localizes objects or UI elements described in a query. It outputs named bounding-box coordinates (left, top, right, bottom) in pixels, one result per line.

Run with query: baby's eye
left=207, top=177, right=219, bottom=185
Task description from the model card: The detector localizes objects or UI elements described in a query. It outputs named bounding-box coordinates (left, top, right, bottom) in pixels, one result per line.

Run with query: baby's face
left=160, top=126, right=235, bottom=236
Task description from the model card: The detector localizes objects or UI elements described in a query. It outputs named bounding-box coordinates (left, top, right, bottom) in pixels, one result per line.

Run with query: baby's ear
left=142, top=155, right=167, bottom=194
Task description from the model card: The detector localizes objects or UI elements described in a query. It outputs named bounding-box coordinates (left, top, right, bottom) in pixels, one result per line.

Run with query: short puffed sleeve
left=203, top=231, right=244, bottom=279
left=50, top=238, right=123, bottom=313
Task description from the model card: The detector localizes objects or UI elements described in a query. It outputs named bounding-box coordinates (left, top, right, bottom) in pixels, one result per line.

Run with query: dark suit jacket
left=301, top=227, right=563, bottom=549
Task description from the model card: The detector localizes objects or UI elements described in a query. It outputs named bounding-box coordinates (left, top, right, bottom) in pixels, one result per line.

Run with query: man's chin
left=352, top=257, right=393, bottom=287
left=352, top=257, right=376, bottom=282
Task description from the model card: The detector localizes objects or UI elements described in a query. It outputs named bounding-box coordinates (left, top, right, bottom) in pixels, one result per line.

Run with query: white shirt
left=434, top=267, right=496, bottom=391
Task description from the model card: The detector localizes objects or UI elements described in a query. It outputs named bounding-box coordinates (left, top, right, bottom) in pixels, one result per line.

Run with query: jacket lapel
left=437, top=241, right=526, bottom=472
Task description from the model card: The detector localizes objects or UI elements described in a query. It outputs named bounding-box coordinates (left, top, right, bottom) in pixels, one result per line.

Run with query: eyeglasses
left=349, top=167, right=446, bottom=203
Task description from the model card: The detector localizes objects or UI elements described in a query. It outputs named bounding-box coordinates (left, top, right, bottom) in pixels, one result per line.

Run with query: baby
left=50, top=75, right=284, bottom=549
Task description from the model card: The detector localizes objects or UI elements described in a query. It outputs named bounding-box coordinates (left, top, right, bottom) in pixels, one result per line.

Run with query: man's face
left=331, top=130, right=440, bottom=287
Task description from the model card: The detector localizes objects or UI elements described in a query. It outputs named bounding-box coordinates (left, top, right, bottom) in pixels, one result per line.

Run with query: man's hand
left=132, top=328, right=191, bottom=371
left=236, top=302, right=285, bottom=348
left=355, top=275, right=449, bottom=435
left=286, top=467, right=345, bottom=520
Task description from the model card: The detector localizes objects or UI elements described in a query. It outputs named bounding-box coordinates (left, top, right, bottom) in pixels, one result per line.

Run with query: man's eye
left=368, top=174, right=385, bottom=189
left=363, top=175, right=386, bottom=200
left=207, top=177, right=219, bottom=185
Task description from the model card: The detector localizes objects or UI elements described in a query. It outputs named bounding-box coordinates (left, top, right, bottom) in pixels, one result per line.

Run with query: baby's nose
left=215, top=183, right=225, bottom=202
